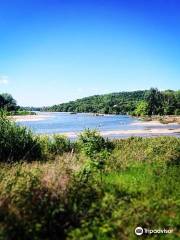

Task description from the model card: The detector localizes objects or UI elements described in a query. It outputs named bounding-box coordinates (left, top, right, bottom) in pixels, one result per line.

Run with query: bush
left=38, top=134, right=74, bottom=158
left=0, top=115, right=42, bottom=162
left=49, top=135, right=72, bottom=155
left=77, top=130, right=114, bottom=185
left=0, top=157, right=97, bottom=240
left=78, top=129, right=113, bottom=158
left=0, top=161, right=74, bottom=240
left=109, top=136, right=180, bottom=170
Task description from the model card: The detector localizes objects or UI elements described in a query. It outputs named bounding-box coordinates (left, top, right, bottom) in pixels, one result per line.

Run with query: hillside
left=42, top=89, right=180, bottom=115
left=42, top=90, right=148, bottom=114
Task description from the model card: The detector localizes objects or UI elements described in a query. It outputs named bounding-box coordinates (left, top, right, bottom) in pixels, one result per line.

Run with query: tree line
left=1, top=88, right=180, bottom=116
left=0, top=93, right=40, bottom=113
left=43, top=88, right=180, bottom=116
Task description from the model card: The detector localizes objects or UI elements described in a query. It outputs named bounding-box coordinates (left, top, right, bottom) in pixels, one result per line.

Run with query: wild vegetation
left=1, top=88, right=180, bottom=117
left=0, top=115, right=180, bottom=239
left=0, top=93, right=17, bottom=111
left=0, top=93, right=36, bottom=115
left=43, top=88, right=180, bottom=116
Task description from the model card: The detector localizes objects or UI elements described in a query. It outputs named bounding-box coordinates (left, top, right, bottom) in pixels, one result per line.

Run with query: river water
left=17, top=112, right=180, bottom=138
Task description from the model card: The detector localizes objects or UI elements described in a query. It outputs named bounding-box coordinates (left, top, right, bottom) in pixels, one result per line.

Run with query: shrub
left=0, top=158, right=97, bottom=240
left=78, top=129, right=113, bottom=158
left=38, top=134, right=74, bottom=158
left=77, top=130, right=114, bottom=183
left=0, top=162, right=71, bottom=239
left=109, top=136, right=180, bottom=170
left=49, top=135, right=72, bottom=155
left=0, top=115, right=42, bottom=162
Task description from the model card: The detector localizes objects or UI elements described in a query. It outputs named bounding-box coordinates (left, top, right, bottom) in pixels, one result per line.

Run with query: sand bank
left=9, top=114, right=51, bottom=122
left=60, top=128, right=180, bottom=138
left=131, top=120, right=179, bottom=126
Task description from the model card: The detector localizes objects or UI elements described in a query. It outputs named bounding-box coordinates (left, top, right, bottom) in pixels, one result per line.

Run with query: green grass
left=68, top=162, right=179, bottom=240
left=103, top=164, right=155, bottom=195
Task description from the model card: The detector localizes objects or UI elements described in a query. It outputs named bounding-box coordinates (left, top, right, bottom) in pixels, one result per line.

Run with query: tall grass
left=0, top=115, right=42, bottom=162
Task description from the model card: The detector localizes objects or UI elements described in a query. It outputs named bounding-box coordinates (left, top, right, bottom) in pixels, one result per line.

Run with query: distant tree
left=175, top=90, right=180, bottom=110
left=43, top=88, right=179, bottom=116
left=135, top=101, right=149, bottom=116
left=145, top=88, right=163, bottom=115
left=0, top=93, right=17, bottom=111
left=162, top=91, right=177, bottom=115
left=44, top=91, right=146, bottom=113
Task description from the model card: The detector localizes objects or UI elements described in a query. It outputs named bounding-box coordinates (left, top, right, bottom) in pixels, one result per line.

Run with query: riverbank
left=138, top=115, right=180, bottom=124
left=9, top=114, right=51, bottom=122
left=60, top=128, right=180, bottom=138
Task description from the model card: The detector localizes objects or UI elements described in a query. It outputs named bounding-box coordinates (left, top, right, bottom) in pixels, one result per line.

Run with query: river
left=17, top=112, right=180, bottom=138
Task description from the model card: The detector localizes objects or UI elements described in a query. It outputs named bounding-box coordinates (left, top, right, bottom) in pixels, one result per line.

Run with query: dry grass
left=40, top=153, right=82, bottom=196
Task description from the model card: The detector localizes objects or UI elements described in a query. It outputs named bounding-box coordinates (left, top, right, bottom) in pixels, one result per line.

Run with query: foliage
left=145, top=88, right=164, bottom=115
left=134, top=100, right=149, bottom=116
left=0, top=113, right=76, bottom=162
left=78, top=129, right=113, bottom=158
left=109, top=136, right=180, bottom=170
left=1, top=88, right=180, bottom=116
left=0, top=114, right=42, bottom=162
left=70, top=164, right=180, bottom=240
left=43, top=90, right=148, bottom=114
left=43, top=88, right=180, bottom=116
left=49, top=135, right=72, bottom=155
left=38, top=134, right=74, bottom=158
left=0, top=136, right=179, bottom=239
left=77, top=130, right=113, bottom=183
left=0, top=93, right=37, bottom=114
left=68, top=137, right=180, bottom=240
left=0, top=93, right=18, bottom=111
left=162, top=90, right=177, bottom=115
left=0, top=159, right=78, bottom=240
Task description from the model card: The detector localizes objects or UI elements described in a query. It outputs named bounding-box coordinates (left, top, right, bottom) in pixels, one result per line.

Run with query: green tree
left=162, top=91, right=177, bottom=115
left=0, top=93, right=17, bottom=111
left=175, top=90, right=180, bottom=113
left=135, top=101, right=149, bottom=116
left=145, top=88, right=163, bottom=115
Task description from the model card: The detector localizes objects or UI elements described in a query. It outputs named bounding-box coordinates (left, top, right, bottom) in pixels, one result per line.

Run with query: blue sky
left=0, top=0, right=179, bottom=106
